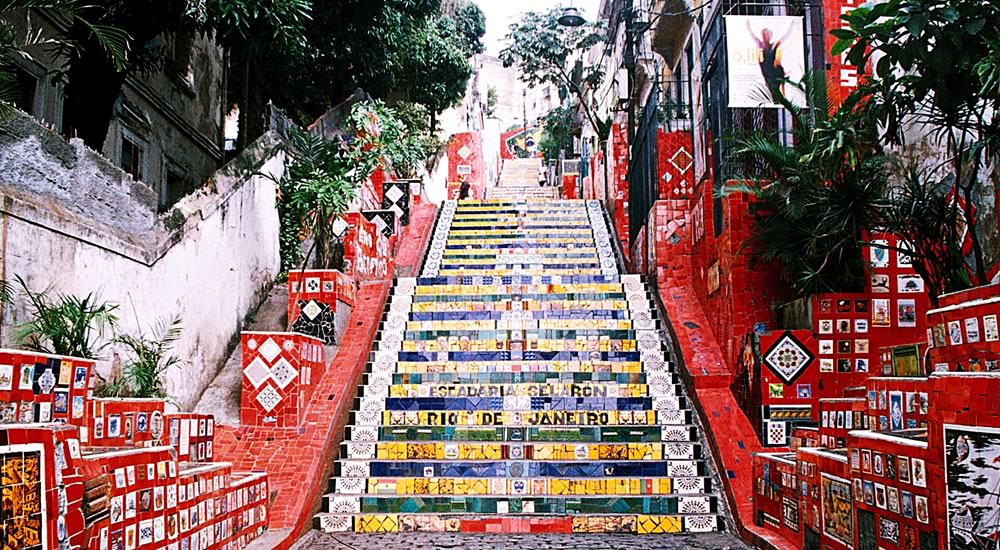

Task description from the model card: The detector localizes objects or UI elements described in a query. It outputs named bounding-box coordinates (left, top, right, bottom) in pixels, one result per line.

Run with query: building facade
left=10, top=11, right=226, bottom=212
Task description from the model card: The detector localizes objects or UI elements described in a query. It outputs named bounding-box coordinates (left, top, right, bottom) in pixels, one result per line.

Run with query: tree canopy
left=500, top=7, right=605, bottom=135
left=18, top=0, right=482, bottom=150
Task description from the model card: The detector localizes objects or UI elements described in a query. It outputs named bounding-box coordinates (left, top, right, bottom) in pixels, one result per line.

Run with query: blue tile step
left=343, top=425, right=697, bottom=443
left=354, top=409, right=688, bottom=427
left=369, top=371, right=678, bottom=385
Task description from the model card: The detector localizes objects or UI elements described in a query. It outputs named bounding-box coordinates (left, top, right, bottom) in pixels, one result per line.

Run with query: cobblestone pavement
left=292, top=531, right=752, bottom=549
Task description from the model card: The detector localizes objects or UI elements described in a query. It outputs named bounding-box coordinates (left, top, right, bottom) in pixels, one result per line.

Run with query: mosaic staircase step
left=313, top=200, right=723, bottom=535
left=414, top=276, right=619, bottom=287
left=367, top=371, right=679, bottom=385
left=344, top=425, right=696, bottom=443
left=330, top=476, right=711, bottom=496
left=321, top=495, right=718, bottom=516
left=351, top=409, right=691, bottom=427
left=369, top=395, right=686, bottom=411
left=335, top=459, right=708, bottom=478
left=315, top=512, right=720, bottom=534
left=383, top=362, right=664, bottom=375
left=365, top=382, right=684, bottom=399
left=341, top=441, right=701, bottom=461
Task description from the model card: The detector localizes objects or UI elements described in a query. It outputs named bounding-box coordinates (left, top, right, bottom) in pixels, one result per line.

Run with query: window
left=120, top=132, right=145, bottom=181
left=11, top=65, right=38, bottom=117
left=162, top=163, right=191, bottom=211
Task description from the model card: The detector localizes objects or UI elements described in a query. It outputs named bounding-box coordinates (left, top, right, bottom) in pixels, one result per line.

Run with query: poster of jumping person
left=724, top=15, right=807, bottom=108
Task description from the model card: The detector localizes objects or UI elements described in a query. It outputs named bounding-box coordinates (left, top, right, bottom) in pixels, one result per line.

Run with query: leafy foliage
left=9, top=275, right=119, bottom=359
left=499, top=7, right=605, bottom=134
left=721, top=73, right=888, bottom=296
left=832, top=0, right=1000, bottom=296
left=99, top=315, right=183, bottom=399
left=0, top=0, right=128, bottom=116
left=399, top=15, right=472, bottom=123
left=539, top=105, right=574, bottom=160
left=441, top=0, right=485, bottom=55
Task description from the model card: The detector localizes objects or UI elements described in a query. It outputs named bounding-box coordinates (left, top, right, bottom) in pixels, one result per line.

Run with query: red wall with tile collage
left=0, top=350, right=94, bottom=426
left=342, top=212, right=394, bottom=282
left=447, top=131, right=486, bottom=199
left=239, top=332, right=326, bottom=428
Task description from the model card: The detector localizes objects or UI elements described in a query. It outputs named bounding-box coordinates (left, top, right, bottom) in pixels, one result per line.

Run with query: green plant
left=500, top=7, right=605, bottom=136
left=833, top=0, right=1000, bottom=296
left=0, top=0, right=129, bottom=116
left=539, top=105, right=574, bottom=160
left=108, top=315, right=182, bottom=399
left=720, top=73, right=888, bottom=296
left=9, top=275, right=119, bottom=359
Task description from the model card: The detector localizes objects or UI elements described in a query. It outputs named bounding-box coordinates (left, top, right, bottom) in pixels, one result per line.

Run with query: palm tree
left=720, top=73, right=888, bottom=296
left=0, top=0, right=128, bottom=114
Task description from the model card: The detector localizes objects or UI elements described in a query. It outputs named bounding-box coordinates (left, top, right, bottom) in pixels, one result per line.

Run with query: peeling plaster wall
left=0, top=112, right=284, bottom=411
left=895, top=122, right=1000, bottom=279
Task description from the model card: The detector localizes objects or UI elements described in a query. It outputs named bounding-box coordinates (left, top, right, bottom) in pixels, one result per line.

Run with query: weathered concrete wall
left=0, top=111, right=284, bottom=411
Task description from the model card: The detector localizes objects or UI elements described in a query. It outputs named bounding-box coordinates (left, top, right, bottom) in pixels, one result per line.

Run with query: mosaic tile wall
left=240, top=332, right=326, bottom=427
left=313, top=199, right=723, bottom=534
left=0, top=349, right=94, bottom=427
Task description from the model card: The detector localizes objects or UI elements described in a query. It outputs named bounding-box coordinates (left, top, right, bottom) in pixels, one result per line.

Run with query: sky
left=478, top=0, right=602, bottom=56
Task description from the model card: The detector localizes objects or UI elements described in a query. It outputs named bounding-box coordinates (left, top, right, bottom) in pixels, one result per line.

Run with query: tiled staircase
left=313, top=198, right=723, bottom=535
left=487, top=159, right=559, bottom=201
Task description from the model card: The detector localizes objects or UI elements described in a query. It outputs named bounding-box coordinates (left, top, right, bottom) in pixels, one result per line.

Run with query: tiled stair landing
left=313, top=199, right=722, bottom=535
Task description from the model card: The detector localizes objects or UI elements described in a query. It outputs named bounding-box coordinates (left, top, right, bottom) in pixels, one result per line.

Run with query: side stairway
left=313, top=199, right=724, bottom=535
left=488, top=158, right=559, bottom=201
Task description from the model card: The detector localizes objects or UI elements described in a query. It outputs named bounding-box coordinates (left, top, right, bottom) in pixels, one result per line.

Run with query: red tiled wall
left=752, top=454, right=803, bottom=544
left=690, top=185, right=789, bottom=380
left=657, top=129, right=695, bottom=200
left=562, top=174, right=578, bottom=199
left=847, top=431, right=934, bottom=549
left=0, top=349, right=94, bottom=429
left=287, top=270, right=352, bottom=325
left=0, top=423, right=87, bottom=550
left=818, top=398, right=867, bottom=448
left=448, top=132, right=486, bottom=198
left=239, top=332, right=326, bottom=428
left=83, top=399, right=165, bottom=448
left=927, top=283, right=1000, bottom=371
left=824, top=0, right=863, bottom=108
left=342, top=212, right=394, bottom=282
left=81, top=450, right=269, bottom=550
left=165, top=413, right=216, bottom=463
left=610, top=123, right=630, bottom=255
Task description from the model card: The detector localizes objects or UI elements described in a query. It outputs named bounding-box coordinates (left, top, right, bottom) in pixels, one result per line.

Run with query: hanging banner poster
left=724, top=15, right=807, bottom=108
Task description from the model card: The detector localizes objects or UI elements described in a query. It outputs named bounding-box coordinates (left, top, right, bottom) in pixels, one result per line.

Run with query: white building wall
left=0, top=118, right=284, bottom=411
